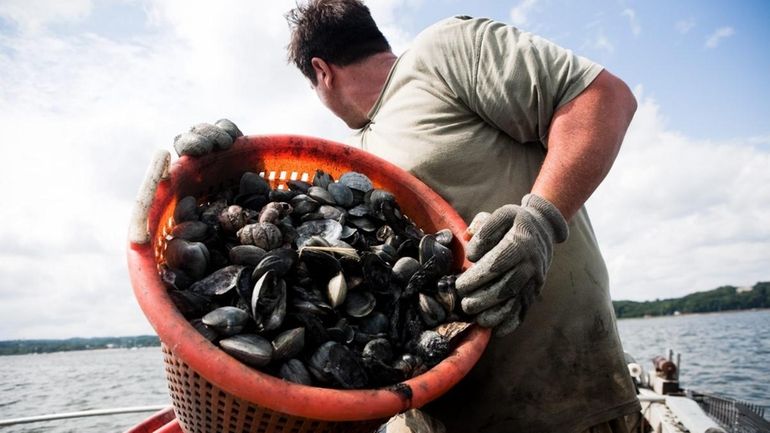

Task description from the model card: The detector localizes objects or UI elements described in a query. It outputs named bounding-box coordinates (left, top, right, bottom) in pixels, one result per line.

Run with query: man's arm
left=531, top=70, right=637, bottom=220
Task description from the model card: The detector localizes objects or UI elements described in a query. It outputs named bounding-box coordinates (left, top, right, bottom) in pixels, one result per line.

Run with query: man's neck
left=342, top=51, right=398, bottom=124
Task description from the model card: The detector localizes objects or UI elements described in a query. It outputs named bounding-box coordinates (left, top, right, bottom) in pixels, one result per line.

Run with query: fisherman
left=285, top=1, right=640, bottom=432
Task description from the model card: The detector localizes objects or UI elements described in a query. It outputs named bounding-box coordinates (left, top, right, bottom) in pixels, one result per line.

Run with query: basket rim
left=127, top=134, right=491, bottom=421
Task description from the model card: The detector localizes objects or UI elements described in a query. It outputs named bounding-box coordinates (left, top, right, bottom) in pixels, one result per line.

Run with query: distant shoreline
left=617, top=307, right=770, bottom=320
left=613, top=282, right=769, bottom=319
left=0, top=335, right=160, bottom=356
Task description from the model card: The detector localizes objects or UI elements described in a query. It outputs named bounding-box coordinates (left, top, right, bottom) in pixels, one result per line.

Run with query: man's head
left=286, top=0, right=390, bottom=85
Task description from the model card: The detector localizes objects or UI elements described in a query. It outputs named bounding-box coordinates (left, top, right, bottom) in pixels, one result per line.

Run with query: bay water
left=0, top=309, right=767, bottom=432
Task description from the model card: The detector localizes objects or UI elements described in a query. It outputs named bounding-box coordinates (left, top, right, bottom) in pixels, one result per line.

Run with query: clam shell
left=237, top=222, right=282, bottom=250
left=218, top=205, right=247, bottom=232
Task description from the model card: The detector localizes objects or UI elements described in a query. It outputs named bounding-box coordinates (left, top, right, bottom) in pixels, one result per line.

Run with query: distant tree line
left=613, top=281, right=770, bottom=318
left=0, top=335, right=160, bottom=356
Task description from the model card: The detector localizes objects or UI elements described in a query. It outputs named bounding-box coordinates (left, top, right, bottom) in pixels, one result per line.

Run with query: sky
left=0, top=0, right=768, bottom=339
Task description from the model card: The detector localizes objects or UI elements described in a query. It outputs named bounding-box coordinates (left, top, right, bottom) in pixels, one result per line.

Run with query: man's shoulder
left=412, top=15, right=492, bottom=50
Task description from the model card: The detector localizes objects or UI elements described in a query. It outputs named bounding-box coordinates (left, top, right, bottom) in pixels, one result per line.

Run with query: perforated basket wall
left=162, top=345, right=383, bottom=433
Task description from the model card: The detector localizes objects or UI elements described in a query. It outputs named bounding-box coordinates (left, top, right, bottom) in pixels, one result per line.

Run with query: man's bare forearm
left=531, top=70, right=637, bottom=221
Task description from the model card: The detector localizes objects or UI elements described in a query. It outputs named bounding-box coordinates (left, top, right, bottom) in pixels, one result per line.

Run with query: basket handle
left=128, top=150, right=171, bottom=244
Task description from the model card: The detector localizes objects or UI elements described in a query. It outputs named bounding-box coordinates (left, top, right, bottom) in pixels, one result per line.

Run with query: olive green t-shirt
left=349, top=16, right=640, bottom=433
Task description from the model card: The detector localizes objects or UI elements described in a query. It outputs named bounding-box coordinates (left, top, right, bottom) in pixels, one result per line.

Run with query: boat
left=627, top=351, right=770, bottom=433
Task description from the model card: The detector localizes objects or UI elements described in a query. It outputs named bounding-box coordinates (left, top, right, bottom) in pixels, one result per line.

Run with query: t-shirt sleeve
left=452, top=19, right=603, bottom=145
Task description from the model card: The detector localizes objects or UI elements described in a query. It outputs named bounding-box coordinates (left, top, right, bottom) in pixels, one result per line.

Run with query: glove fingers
left=455, top=232, right=526, bottom=296
left=493, top=301, right=523, bottom=337
left=460, top=266, right=530, bottom=315
left=476, top=297, right=518, bottom=328
left=464, top=211, right=491, bottom=240
left=465, top=205, right=519, bottom=262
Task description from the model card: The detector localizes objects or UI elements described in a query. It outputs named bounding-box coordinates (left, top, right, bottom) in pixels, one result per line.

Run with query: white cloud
left=510, top=0, right=538, bottom=27
left=621, top=8, right=641, bottom=36
left=0, top=1, right=350, bottom=339
left=705, top=26, right=734, bottom=48
left=675, top=18, right=696, bottom=34
left=591, top=32, right=615, bottom=54
left=0, top=0, right=92, bottom=34
left=588, top=92, right=770, bottom=301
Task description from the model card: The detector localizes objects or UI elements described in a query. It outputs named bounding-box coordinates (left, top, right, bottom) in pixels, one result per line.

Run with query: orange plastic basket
left=127, top=135, right=491, bottom=433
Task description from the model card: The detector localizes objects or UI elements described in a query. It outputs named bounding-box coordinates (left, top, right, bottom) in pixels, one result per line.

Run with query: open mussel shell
left=344, top=291, right=375, bottom=318
left=418, top=293, right=447, bottom=328
left=272, top=327, right=305, bottom=361
left=327, top=271, right=348, bottom=308
left=295, top=219, right=342, bottom=247
left=202, top=306, right=250, bottom=337
left=189, top=265, right=245, bottom=296
left=280, top=359, right=313, bottom=385
left=251, top=270, right=287, bottom=332
left=219, top=334, right=273, bottom=368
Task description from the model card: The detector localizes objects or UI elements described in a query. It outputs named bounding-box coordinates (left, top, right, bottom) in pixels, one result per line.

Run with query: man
left=286, top=1, right=640, bottom=432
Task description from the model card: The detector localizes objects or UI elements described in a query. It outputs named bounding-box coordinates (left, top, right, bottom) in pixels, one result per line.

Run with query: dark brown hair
left=286, top=0, right=391, bottom=84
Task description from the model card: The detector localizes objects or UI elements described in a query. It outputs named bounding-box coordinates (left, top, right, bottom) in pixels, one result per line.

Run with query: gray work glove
left=173, top=118, right=243, bottom=157
left=456, top=194, right=569, bottom=337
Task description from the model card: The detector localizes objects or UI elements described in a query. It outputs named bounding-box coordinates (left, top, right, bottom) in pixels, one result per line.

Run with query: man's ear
left=311, top=57, right=333, bottom=88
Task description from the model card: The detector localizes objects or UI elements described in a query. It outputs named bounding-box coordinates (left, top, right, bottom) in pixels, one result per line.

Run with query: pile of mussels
left=161, top=169, right=470, bottom=389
